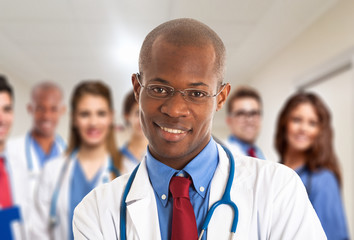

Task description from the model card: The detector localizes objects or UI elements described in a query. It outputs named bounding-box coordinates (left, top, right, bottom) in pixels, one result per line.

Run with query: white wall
left=248, top=0, right=354, bottom=236
left=249, top=0, right=354, bottom=161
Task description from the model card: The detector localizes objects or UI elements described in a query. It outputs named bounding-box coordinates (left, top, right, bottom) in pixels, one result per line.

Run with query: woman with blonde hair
left=275, top=92, right=349, bottom=240
left=31, top=81, right=123, bottom=240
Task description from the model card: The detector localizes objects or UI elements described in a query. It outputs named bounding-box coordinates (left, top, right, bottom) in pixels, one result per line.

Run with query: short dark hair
left=123, top=90, right=137, bottom=117
left=0, top=75, right=14, bottom=100
left=139, top=18, right=226, bottom=83
left=227, top=85, right=262, bottom=113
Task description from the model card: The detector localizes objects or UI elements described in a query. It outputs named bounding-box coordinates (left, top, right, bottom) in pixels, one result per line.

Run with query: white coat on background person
left=30, top=153, right=115, bottom=240
left=7, top=135, right=65, bottom=196
left=73, top=143, right=326, bottom=240
left=0, top=76, right=31, bottom=240
left=30, top=80, right=123, bottom=240
left=2, top=148, right=31, bottom=240
left=7, top=81, right=66, bottom=200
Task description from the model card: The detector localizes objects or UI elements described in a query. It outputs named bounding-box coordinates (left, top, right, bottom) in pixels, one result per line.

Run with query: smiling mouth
left=160, top=126, right=187, bottom=134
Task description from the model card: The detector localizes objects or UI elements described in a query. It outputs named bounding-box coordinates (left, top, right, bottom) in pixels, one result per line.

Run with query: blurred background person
left=30, top=81, right=123, bottom=240
left=7, top=81, right=66, bottom=198
left=275, top=92, right=349, bottom=240
left=224, top=86, right=265, bottom=159
left=120, top=90, right=148, bottom=173
left=0, top=75, right=30, bottom=240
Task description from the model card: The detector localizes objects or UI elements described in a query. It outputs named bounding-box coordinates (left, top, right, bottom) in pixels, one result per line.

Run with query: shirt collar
left=146, top=137, right=219, bottom=207
left=228, top=135, right=255, bottom=152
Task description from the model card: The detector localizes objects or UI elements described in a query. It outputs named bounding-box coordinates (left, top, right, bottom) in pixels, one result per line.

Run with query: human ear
left=27, top=103, right=33, bottom=114
left=216, top=83, right=231, bottom=111
left=60, top=105, right=66, bottom=115
left=132, top=73, right=142, bottom=103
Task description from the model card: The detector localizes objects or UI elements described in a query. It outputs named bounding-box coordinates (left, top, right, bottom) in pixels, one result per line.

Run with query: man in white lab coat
left=7, top=81, right=66, bottom=198
left=224, top=86, right=266, bottom=159
left=73, top=18, right=326, bottom=239
left=0, top=75, right=30, bottom=240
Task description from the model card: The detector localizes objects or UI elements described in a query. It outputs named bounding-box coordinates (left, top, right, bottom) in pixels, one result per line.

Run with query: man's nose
left=160, top=92, right=191, bottom=118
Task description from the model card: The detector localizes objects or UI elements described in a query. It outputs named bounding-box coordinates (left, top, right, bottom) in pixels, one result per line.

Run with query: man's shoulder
left=6, top=135, right=26, bottom=150
left=234, top=155, right=298, bottom=187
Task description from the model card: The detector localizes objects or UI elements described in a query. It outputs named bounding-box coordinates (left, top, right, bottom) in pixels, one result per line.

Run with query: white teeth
left=160, top=126, right=186, bottom=134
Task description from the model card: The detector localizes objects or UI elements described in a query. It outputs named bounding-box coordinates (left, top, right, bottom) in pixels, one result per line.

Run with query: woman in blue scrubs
left=120, top=90, right=148, bottom=173
left=275, top=92, right=349, bottom=240
left=30, top=81, right=122, bottom=240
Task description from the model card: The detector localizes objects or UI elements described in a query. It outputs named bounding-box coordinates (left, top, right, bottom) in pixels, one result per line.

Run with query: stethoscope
left=119, top=144, right=239, bottom=240
left=49, top=150, right=120, bottom=228
left=25, top=132, right=66, bottom=174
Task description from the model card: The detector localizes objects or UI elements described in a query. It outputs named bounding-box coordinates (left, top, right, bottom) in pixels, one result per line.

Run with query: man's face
left=227, top=97, right=261, bottom=144
left=28, top=89, right=65, bottom=138
left=0, top=92, right=13, bottom=147
left=132, top=38, right=229, bottom=168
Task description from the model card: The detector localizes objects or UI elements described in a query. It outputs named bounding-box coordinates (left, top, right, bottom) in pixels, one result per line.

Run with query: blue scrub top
left=121, top=145, right=139, bottom=164
left=32, top=137, right=62, bottom=167
left=69, top=160, right=102, bottom=240
left=296, top=166, right=349, bottom=240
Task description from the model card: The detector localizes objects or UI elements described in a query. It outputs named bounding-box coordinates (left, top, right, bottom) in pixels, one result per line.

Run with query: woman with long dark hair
left=275, top=92, right=349, bottom=239
left=120, top=90, right=148, bottom=173
left=31, top=81, right=123, bottom=240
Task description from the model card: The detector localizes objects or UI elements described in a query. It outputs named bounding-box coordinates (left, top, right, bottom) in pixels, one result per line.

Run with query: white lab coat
left=30, top=153, right=115, bottom=240
left=73, top=144, right=326, bottom=239
left=122, top=156, right=142, bottom=174
left=7, top=135, right=66, bottom=200
left=2, top=146, right=31, bottom=240
left=223, top=138, right=245, bottom=156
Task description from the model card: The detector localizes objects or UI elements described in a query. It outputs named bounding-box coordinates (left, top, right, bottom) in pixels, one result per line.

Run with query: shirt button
left=177, top=172, right=185, bottom=177
left=161, top=194, right=167, bottom=200
left=200, top=186, right=205, bottom=192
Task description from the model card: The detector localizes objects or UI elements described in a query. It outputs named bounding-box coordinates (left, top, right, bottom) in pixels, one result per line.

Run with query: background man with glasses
left=73, top=18, right=325, bottom=239
left=225, top=86, right=265, bottom=159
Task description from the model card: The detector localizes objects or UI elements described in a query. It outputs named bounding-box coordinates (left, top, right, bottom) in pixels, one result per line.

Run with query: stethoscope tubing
left=25, top=133, right=66, bottom=173
left=120, top=144, right=238, bottom=240
left=119, top=163, right=140, bottom=239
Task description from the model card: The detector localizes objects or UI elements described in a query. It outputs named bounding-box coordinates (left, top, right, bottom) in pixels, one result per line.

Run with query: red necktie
left=247, top=147, right=257, bottom=158
left=169, top=176, right=198, bottom=240
left=0, top=157, right=13, bottom=208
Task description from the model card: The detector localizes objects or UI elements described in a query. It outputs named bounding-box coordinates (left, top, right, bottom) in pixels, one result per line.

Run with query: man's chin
left=35, top=129, right=56, bottom=138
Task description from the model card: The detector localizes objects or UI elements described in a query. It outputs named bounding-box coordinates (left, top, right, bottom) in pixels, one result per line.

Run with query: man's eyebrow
left=149, top=78, right=209, bottom=88
left=189, top=82, right=209, bottom=88
left=149, top=78, right=169, bottom=85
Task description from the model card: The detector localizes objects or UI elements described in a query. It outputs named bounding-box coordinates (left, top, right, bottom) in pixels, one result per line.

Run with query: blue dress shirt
left=69, top=160, right=102, bottom=240
left=228, top=135, right=265, bottom=159
left=146, top=138, right=219, bottom=240
left=296, top=166, right=349, bottom=240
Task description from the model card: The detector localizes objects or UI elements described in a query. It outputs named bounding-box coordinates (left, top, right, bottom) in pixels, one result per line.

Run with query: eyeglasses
left=229, top=110, right=261, bottom=119
left=135, top=73, right=227, bottom=104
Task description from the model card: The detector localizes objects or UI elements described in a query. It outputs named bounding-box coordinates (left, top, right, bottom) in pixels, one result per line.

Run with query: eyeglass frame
left=135, top=73, right=227, bottom=104
left=228, top=110, right=262, bottom=120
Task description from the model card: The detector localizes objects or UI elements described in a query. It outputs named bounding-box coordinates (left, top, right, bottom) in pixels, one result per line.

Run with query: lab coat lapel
left=27, top=135, right=40, bottom=173
left=207, top=144, right=253, bottom=239
left=57, top=157, right=74, bottom=239
left=125, top=160, right=161, bottom=240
